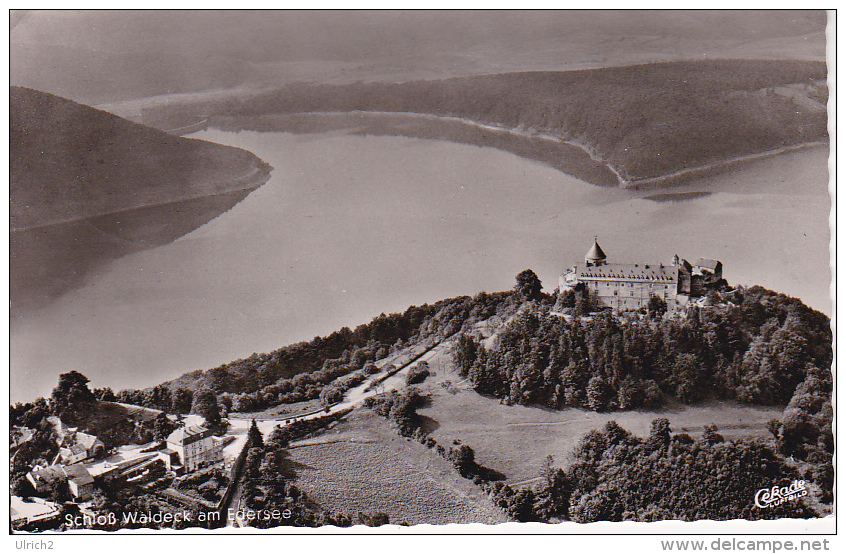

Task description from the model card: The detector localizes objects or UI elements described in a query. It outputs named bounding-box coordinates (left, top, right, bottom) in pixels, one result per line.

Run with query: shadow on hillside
left=278, top=450, right=315, bottom=480
left=474, top=463, right=506, bottom=483
left=417, top=414, right=440, bottom=435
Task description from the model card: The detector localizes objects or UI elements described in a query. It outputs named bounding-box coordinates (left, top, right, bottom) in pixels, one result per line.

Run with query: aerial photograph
left=8, top=9, right=833, bottom=535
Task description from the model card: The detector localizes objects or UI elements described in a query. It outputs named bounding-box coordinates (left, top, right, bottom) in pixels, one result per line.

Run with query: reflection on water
left=9, top=131, right=830, bottom=401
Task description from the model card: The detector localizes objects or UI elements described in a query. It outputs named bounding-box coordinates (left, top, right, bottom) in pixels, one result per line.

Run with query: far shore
left=621, top=140, right=830, bottom=190
left=206, top=110, right=827, bottom=190
left=11, top=164, right=272, bottom=232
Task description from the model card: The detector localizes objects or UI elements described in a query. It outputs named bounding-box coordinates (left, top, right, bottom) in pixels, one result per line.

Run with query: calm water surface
left=10, top=130, right=830, bottom=401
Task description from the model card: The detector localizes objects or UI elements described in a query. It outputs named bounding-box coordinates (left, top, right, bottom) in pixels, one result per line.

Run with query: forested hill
left=10, top=86, right=271, bottom=230
left=454, top=286, right=832, bottom=412
left=10, top=87, right=273, bottom=310
left=118, top=280, right=830, bottom=426
left=138, top=59, right=827, bottom=186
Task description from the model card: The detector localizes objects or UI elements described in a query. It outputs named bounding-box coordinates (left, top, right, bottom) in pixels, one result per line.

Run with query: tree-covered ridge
left=454, top=286, right=831, bottom=411
left=176, top=59, right=828, bottom=184
left=160, top=291, right=516, bottom=412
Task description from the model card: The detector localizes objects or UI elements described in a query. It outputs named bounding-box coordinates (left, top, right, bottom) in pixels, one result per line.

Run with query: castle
left=559, top=239, right=723, bottom=312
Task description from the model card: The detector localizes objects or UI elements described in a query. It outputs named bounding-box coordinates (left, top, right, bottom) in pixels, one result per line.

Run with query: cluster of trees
left=454, top=286, right=831, bottom=412
left=320, top=361, right=385, bottom=406
left=103, top=385, right=195, bottom=415
left=175, top=468, right=230, bottom=503
left=405, top=361, right=431, bottom=385
left=230, top=343, right=384, bottom=412
left=363, top=388, right=427, bottom=437
left=767, top=366, right=833, bottom=502
left=479, top=420, right=818, bottom=524
left=565, top=420, right=816, bottom=521
left=262, top=410, right=351, bottom=448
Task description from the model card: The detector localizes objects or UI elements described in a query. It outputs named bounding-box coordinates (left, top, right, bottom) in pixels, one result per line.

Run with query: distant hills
left=10, top=87, right=272, bottom=311
left=131, top=59, right=828, bottom=187
left=11, top=11, right=825, bottom=105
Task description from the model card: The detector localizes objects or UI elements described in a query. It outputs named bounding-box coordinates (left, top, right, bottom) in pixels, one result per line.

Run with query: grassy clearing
left=415, top=349, right=784, bottom=485
left=230, top=398, right=325, bottom=421
left=284, top=409, right=507, bottom=525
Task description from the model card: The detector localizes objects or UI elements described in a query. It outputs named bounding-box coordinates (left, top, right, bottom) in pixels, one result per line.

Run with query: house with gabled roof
left=26, top=465, right=67, bottom=495
left=63, top=463, right=94, bottom=500
left=166, top=424, right=223, bottom=472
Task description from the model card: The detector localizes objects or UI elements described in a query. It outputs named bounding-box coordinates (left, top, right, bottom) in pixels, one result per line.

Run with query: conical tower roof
left=585, top=239, right=606, bottom=262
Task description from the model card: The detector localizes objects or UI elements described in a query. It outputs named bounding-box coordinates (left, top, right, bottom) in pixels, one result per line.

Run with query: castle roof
left=585, top=240, right=606, bottom=261
left=574, top=262, right=678, bottom=282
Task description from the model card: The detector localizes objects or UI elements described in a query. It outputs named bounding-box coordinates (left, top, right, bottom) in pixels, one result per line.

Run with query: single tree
left=646, top=295, right=667, bottom=318
left=190, top=389, right=221, bottom=426
left=51, top=371, right=95, bottom=419
left=451, top=444, right=476, bottom=477
left=514, top=269, right=543, bottom=302
left=248, top=419, right=264, bottom=448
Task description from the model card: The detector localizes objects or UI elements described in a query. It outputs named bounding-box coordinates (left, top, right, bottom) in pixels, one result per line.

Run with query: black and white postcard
left=7, top=8, right=835, bottom=544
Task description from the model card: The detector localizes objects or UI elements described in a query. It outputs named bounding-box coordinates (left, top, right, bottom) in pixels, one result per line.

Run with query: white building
left=166, top=424, right=223, bottom=473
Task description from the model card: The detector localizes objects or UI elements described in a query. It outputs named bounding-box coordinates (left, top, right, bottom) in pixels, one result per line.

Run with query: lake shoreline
left=207, top=110, right=827, bottom=190
left=208, top=111, right=622, bottom=187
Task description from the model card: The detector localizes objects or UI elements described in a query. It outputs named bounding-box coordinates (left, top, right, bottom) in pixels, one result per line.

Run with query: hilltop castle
left=559, top=239, right=723, bottom=312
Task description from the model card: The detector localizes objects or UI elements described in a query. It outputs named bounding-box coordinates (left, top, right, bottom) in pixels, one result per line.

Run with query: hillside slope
left=135, top=59, right=827, bottom=186
left=10, top=87, right=272, bottom=310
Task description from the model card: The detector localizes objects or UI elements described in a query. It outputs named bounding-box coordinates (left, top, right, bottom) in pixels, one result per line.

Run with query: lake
left=9, top=128, right=831, bottom=401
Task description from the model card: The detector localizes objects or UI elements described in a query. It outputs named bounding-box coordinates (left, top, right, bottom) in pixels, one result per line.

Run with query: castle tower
left=585, top=238, right=606, bottom=267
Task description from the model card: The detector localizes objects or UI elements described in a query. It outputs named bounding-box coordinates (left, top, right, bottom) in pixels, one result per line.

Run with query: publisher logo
left=754, top=480, right=808, bottom=508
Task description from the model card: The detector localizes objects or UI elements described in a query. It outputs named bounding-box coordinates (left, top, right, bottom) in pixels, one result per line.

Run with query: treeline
left=453, top=286, right=832, bottom=411
left=497, top=420, right=818, bottom=522
left=134, top=291, right=514, bottom=414
left=767, top=365, right=833, bottom=503
left=165, top=59, right=828, bottom=183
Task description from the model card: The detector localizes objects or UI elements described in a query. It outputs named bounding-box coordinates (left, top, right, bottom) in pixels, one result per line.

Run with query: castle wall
left=585, top=278, right=677, bottom=311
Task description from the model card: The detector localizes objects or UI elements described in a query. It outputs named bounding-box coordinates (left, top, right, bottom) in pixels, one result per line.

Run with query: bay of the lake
left=10, top=129, right=831, bottom=401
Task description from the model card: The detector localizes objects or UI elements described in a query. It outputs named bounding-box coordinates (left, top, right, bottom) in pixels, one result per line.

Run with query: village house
left=48, top=416, right=106, bottom=464
left=63, top=463, right=95, bottom=501
left=166, top=424, right=223, bottom=473
left=25, top=463, right=95, bottom=501
left=26, top=464, right=67, bottom=496
left=559, top=239, right=723, bottom=312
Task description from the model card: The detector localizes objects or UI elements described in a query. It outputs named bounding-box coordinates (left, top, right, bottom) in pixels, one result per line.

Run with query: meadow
left=285, top=410, right=507, bottom=525
left=415, top=348, right=785, bottom=486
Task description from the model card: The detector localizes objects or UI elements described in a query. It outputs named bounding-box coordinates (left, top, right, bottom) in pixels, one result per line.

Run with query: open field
left=415, top=348, right=785, bottom=486
left=284, top=409, right=507, bottom=525
left=230, top=398, right=325, bottom=421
